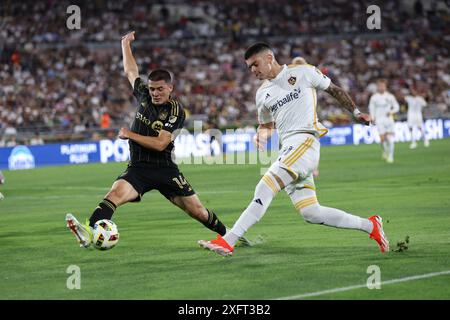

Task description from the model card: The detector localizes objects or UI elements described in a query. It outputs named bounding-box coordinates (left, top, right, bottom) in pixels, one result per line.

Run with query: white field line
left=274, top=270, right=450, bottom=300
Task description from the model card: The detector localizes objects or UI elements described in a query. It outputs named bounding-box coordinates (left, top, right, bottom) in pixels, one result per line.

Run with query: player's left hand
left=118, top=127, right=131, bottom=139
left=355, top=113, right=371, bottom=126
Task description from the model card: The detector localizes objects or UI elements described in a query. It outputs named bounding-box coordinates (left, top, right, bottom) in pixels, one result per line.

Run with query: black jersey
left=129, top=77, right=185, bottom=167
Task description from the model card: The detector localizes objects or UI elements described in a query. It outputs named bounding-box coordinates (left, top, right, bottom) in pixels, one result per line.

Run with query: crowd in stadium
left=0, top=0, right=449, bottom=144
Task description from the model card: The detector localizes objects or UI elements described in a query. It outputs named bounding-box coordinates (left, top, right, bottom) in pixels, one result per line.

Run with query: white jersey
left=405, top=95, right=426, bottom=124
left=256, top=64, right=331, bottom=144
left=368, top=92, right=400, bottom=123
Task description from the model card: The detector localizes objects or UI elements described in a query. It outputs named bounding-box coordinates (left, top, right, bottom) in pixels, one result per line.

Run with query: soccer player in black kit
left=66, top=31, right=246, bottom=248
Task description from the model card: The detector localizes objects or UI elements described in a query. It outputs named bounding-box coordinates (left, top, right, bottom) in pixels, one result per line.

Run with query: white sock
left=388, top=136, right=395, bottom=158
left=302, top=204, right=373, bottom=233
left=224, top=177, right=277, bottom=247
left=411, top=129, right=417, bottom=144
left=422, top=126, right=428, bottom=143
left=382, top=140, right=388, bottom=155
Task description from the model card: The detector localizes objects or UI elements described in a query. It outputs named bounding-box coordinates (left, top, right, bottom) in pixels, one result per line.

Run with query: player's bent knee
left=106, top=180, right=138, bottom=205
left=299, top=203, right=322, bottom=224
left=105, top=189, right=126, bottom=205
left=258, top=173, right=282, bottom=196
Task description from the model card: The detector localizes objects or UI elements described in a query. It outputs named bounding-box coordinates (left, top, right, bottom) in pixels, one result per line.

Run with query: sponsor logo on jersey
left=269, top=88, right=301, bottom=113
left=136, top=111, right=152, bottom=126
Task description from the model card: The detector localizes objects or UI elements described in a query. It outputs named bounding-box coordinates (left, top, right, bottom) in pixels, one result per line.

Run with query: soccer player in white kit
left=291, top=56, right=320, bottom=178
left=198, top=43, right=389, bottom=256
left=368, top=79, right=400, bottom=163
left=405, top=88, right=429, bottom=149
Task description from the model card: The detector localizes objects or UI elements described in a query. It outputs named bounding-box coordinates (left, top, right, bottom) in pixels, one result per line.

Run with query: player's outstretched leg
left=66, top=198, right=119, bottom=248
left=169, top=194, right=252, bottom=246
left=66, top=179, right=136, bottom=248
left=290, top=188, right=389, bottom=253
left=199, top=169, right=290, bottom=256
left=66, top=213, right=93, bottom=248
left=88, top=198, right=117, bottom=228
left=170, top=195, right=227, bottom=234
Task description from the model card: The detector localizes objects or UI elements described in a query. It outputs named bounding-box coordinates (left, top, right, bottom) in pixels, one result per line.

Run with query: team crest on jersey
left=168, top=115, right=177, bottom=123
left=288, top=76, right=297, bottom=86
left=151, top=120, right=164, bottom=132
left=158, top=110, right=168, bottom=120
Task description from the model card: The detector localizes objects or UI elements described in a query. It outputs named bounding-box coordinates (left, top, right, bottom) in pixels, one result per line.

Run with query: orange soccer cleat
left=198, top=235, right=234, bottom=257
left=369, top=215, right=390, bottom=253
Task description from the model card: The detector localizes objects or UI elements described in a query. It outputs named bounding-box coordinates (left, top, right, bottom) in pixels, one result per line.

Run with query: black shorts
left=116, top=163, right=195, bottom=202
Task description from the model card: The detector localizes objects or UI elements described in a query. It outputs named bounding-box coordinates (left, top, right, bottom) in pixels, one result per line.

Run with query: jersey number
left=172, top=175, right=190, bottom=190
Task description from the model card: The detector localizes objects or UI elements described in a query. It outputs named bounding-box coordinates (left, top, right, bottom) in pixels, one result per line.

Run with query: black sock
left=203, top=209, right=226, bottom=236
left=89, top=199, right=117, bottom=227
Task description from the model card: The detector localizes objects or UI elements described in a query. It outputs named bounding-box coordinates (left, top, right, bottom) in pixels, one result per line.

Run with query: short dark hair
left=244, top=42, right=272, bottom=60
left=148, top=69, right=173, bottom=83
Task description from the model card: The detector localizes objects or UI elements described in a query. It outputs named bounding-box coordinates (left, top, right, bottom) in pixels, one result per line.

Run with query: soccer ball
left=92, top=219, right=119, bottom=250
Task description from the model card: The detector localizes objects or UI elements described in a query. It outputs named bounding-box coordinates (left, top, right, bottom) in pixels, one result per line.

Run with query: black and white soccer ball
left=92, top=219, right=120, bottom=250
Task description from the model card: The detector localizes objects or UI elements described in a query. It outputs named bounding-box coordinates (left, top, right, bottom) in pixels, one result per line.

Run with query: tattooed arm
left=324, top=82, right=371, bottom=125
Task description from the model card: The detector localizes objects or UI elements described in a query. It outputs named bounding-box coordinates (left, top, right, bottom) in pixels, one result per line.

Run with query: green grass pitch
left=0, top=139, right=449, bottom=299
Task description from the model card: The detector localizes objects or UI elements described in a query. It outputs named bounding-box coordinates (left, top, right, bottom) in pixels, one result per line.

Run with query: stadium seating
left=0, top=0, right=449, bottom=144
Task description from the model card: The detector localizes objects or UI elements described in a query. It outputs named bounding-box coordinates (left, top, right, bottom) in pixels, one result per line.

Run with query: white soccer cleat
left=424, top=140, right=430, bottom=147
left=0, top=192, right=4, bottom=200
left=66, top=213, right=93, bottom=248
left=409, top=142, right=417, bottom=149
left=386, top=155, right=394, bottom=163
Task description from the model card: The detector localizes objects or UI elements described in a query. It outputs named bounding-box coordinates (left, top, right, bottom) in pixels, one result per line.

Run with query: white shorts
left=407, top=115, right=423, bottom=127
left=266, top=133, right=320, bottom=195
left=376, top=119, right=395, bottom=135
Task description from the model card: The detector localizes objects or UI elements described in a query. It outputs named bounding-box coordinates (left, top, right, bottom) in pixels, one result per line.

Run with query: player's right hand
left=253, top=133, right=267, bottom=151
left=253, top=134, right=262, bottom=151
left=118, top=127, right=131, bottom=140
left=355, top=113, right=372, bottom=126
left=121, top=31, right=135, bottom=44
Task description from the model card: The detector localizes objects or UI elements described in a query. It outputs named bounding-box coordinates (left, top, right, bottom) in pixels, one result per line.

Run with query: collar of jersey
left=269, top=64, right=287, bottom=82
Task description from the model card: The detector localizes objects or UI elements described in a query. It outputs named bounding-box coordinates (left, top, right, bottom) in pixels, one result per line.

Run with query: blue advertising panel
left=1, top=119, right=449, bottom=170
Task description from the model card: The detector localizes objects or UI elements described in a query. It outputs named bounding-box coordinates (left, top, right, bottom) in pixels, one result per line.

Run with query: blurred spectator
left=0, top=0, right=448, bottom=143
left=6, top=136, right=17, bottom=147
left=101, top=113, right=111, bottom=129
left=4, top=124, right=18, bottom=136
left=30, top=132, right=44, bottom=145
